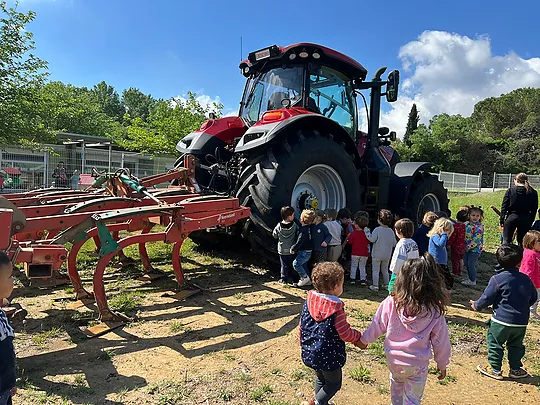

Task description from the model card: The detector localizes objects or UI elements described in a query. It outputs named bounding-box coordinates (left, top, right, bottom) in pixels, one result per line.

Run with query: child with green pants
left=470, top=244, right=538, bottom=380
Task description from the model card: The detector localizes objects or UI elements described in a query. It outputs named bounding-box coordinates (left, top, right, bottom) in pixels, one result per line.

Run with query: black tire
left=406, top=172, right=449, bottom=225
left=237, top=129, right=361, bottom=253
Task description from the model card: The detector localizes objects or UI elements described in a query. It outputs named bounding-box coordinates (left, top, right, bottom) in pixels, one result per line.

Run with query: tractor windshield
left=309, top=66, right=356, bottom=136
left=240, top=66, right=304, bottom=125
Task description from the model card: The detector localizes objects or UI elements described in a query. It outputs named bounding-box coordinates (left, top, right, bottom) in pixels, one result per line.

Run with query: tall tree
left=0, top=1, right=49, bottom=144
left=404, top=103, right=419, bottom=146
left=92, top=81, right=124, bottom=121
left=121, top=87, right=155, bottom=121
left=112, top=92, right=223, bottom=154
left=37, top=81, right=114, bottom=137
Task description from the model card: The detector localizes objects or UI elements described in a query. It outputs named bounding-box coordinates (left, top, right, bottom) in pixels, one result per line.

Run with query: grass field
left=9, top=191, right=540, bottom=405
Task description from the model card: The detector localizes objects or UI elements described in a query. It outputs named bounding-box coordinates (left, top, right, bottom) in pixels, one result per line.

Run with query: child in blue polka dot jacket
left=299, top=262, right=364, bottom=405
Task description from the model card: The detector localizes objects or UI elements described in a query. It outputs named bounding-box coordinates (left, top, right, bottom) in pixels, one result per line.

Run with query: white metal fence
left=438, top=171, right=540, bottom=193
left=438, top=171, right=482, bottom=193
left=0, top=144, right=177, bottom=192
left=492, top=173, right=540, bottom=190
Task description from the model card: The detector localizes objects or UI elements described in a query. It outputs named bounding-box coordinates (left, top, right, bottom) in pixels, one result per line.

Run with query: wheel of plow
left=236, top=129, right=361, bottom=253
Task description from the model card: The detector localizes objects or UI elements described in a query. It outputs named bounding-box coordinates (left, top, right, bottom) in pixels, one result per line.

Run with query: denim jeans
left=314, top=368, right=342, bottom=405
left=464, top=251, right=481, bottom=282
left=293, top=250, right=311, bottom=278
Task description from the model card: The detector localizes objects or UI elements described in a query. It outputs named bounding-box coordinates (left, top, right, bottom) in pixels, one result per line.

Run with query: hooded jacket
left=300, top=290, right=362, bottom=371
left=500, top=185, right=538, bottom=226
left=520, top=249, right=540, bottom=289
left=272, top=221, right=298, bottom=255
left=360, top=296, right=451, bottom=371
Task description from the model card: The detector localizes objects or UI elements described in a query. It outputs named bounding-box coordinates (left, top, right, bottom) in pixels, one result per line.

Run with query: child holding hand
left=0, top=252, right=16, bottom=405
left=299, top=262, right=363, bottom=405
left=359, top=255, right=451, bottom=405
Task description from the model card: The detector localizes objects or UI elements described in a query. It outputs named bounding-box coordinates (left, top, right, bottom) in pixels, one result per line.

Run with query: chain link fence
left=0, top=144, right=177, bottom=192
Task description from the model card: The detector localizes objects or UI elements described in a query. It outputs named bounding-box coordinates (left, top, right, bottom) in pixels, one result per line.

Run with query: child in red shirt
left=449, top=210, right=467, bottom=277
left=344, top=215, right=370, bottom=285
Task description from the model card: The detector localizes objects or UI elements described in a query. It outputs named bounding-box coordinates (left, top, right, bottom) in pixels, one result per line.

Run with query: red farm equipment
left=175, top=43, right=449, bottom=252
left=1, top=157, right=249, bottom=336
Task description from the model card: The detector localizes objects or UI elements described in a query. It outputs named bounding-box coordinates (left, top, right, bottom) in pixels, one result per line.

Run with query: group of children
left=293, top=205, right=540, bottom=405
left=274, top=204, right=488, bottom=295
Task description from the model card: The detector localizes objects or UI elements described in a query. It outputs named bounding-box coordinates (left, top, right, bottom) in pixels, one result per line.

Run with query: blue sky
left=13, top=0, right=540, bottom=132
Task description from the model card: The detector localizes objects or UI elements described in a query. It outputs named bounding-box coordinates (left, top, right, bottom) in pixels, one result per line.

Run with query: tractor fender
left=390, top=162, right=435, bottom=205
left=235, top=114, right=360, bottom=164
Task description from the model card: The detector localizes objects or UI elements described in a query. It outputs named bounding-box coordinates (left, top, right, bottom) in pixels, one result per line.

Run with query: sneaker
left=382, top=284, right=388, bottom=289
left=360, top=279, right=368, bottom=286
left=369, top=285, right=379, bottom=291
left=297, top=277, right=312, bottom=287
left=278, top=278, right=287, bottom=285
left=477, top=364, right=503, bottom=380
left=461, top=279, right=476, bottom=286
left=349, top=280, right=356, bottom=285
left=509, top=368, right=529, bottom=379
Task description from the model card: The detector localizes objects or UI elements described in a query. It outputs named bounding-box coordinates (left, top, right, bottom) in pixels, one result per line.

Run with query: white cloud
left=382, top=31, right=540, bottom=137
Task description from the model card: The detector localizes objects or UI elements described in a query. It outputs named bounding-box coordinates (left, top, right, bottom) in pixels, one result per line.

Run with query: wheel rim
left=416, top=193, right=441, bottom=224
left=291, top=164, right=346, bottom=214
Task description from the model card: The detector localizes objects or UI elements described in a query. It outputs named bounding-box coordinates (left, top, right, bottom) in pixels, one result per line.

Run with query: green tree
left=0, top=1, right=49, bottom=144
left=37, top=81, right=114, bottom=137
left=403, top=103, right=419, bottom=146
left=92, top=81, right=124, bottom=121
left=113, top=92, right=223, bottom=154
left=121, top=87, right=156, bottom=121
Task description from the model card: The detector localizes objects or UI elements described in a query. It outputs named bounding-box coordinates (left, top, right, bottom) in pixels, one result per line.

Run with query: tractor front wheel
left=406, top=172, right=449, bottom=224
left=237, top=130, right=361, bottom=253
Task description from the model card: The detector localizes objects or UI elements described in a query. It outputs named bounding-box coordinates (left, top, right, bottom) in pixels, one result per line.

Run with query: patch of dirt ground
left=9, top=241, right=540, bottom=404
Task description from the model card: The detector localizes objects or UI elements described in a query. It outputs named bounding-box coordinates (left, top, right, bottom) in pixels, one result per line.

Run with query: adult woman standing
left=500, top=173, right=538, bottom=246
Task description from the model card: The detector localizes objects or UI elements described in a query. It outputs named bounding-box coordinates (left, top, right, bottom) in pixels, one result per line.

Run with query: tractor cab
left=238, top=43, right=364, bottom=138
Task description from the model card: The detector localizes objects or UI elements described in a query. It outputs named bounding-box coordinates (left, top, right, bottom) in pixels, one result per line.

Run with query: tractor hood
left=176, top=116, right=246, bottom=155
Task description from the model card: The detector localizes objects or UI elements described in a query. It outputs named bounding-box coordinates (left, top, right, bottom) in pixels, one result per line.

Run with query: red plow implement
left=0, top=156, right=249, bottom=336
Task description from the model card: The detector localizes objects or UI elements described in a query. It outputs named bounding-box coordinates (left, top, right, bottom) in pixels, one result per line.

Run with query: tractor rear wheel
left=406, top=171, right=449, bottom=225
left=236, top=129, right=361, bottom=253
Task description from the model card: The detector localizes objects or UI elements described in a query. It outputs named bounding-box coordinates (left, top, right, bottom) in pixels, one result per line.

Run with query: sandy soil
left=9, top=244, right=540, bottom=405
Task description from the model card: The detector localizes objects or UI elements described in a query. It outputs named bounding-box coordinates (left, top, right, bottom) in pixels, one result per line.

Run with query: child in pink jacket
left=520, top=231, right=540, bottom=319
left=359, top=254, right=451, bottom=405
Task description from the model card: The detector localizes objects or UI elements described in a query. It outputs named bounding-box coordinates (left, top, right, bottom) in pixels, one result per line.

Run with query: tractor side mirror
left=389, top=131, right=397, bottom=142
left=386, top=70, right=400, bottom=103
left=378, top=127, right=390, bottom=136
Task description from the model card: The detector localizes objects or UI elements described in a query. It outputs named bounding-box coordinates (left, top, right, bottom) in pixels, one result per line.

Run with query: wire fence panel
left=0, top=144, right=177, bottom=192
left=492, top=173, right=540, bottom=190
left=438, top=171, right=482, bottom=193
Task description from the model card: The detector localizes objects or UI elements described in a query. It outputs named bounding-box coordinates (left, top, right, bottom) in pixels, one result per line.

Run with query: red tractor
left=176, top=43, right=448, bottom=252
